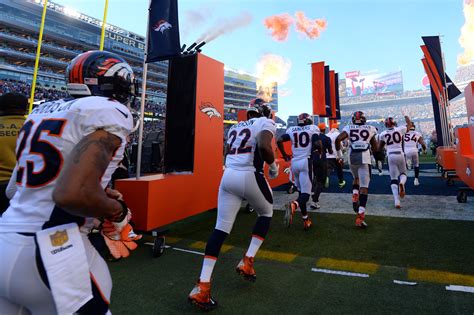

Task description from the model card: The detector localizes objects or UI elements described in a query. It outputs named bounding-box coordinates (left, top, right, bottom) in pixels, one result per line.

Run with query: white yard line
left=311, top=268, right=369, bottom=278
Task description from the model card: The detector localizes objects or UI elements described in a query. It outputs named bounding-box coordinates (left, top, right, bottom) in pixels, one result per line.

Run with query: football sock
left=246, top=216, right=272, bottom=258
left=313, top=184, right=322, bottom=202
left=358, top=206, right=366, bottom=214
left=352, top=184, right=359, bottom=195
left=390, top=182, right=399, bottom=202
left=297, top=193, right=310, bottom=216
left=200, top=229, right=228, bottom=282
left=414, top=167, right=420, bottom=178
left=246, top=235, right=264, bottom=258
left=359, top=193, right=368, bottom=209
left=200, top=256, right=217, bottom=282
left=400, top=173, right=407, bottom=185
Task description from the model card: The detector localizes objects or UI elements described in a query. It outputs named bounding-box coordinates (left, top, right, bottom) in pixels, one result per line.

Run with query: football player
left=277, top=113, right=320, bottom=230
left=326, top=121, right=346, bottom=188
left=189, top=98, right=278, bottom=311
left=379, top=116, right=412, bottom=208
left=404, top=124, right=427, bottom=186
left=335, top=111, right=378, bottom=228
left=310, top=123, right=332, bottom=211
left=0, top=51, right=137, bottom=314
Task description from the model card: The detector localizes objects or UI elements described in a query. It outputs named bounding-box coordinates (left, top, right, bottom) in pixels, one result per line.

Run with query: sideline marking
left=311, top=268, right=369, bottom=278
left=393, top=280, right=418, bottom=286
left=445, top=285, right=474, bottom=293
left=408, top=268, right=474, bottom=286
left=316, top=258, right=379, bottom=274
left=190, top=241, right=234, bottom=253
left=172, top=247, right=204, bottom=256
left=258, top=250, right=297, bottom=263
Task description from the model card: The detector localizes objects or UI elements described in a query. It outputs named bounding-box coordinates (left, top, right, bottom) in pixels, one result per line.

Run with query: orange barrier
left=455, top=127, right=474, bottom=189
left=436, top=146, right=456, bottom=171
left=116, top=54, right=224, bottom=231
left=453, top=82, right=474, bottom=190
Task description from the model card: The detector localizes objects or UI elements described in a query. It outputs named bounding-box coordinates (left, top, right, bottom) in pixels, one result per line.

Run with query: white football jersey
left=404, top=130, right=422, bottom=153
left=326, top=128, right=341, bottom=159
left=225, top=117, right=276, bottom=172
left=285, top=125, right=320, bottom=160
left=380, top=126, right=407, bottom=154
left=342, top=124, right=377, bottom=165
left=0, top=96, right=133, bottom=233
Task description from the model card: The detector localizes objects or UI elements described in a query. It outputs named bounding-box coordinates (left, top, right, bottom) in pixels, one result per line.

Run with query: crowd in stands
left=454, top=63, right=474, bottom=84
left=0, top=79, right=69, bottom=101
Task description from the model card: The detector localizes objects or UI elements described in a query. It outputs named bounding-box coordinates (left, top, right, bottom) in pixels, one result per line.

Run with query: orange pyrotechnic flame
left=263, top=13, right=294, bottom=41
left=294, top=11, right=327, bottom=39
left=458, top=0, right=474, bottom=65
left=256, top=54, right=292, bottom=102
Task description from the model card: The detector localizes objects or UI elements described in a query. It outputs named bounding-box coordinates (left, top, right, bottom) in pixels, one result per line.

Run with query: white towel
left=36, top=223, right=92, bottom=315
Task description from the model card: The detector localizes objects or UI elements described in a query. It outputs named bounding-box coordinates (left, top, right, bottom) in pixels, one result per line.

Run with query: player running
left=379, top=116, right=412, bottom=208
left=404, top=124, right=427, bottom=186
left=335, top=111, right=378, bottom=228
left=189, top=98, right=278, bottom=311
left=325, top=121, right=346, bottom=188
left=277, top=113, right=320, bottom=230
left=0, top=51, right=138, bottom=314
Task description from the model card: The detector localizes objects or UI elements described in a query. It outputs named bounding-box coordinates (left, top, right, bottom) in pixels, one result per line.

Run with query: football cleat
left=355, top=213, right=368, bottom=228
left=338, top=180, right=346, bottom=188
left=284, top=201, right=298, bottom=227
left=310, top=201, right=320, bottom=210
left=378, top=170, right=383, bottom=176
left=414, top=178, right=420, bottom=186
left=399, top=183, right=405, bottom=199
left=188, top=280, right=218, bottom=311
left=236, top=256, right=256, bottom=282
left=303, top=217, right=312, bottom=230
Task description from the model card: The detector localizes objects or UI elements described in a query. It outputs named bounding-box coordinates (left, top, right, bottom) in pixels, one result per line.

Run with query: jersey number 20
left=16, top=119, right=67, bottom=187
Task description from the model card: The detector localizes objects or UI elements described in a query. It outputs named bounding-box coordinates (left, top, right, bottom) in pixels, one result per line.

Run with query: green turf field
left=109, top=210, right=474, bottom=314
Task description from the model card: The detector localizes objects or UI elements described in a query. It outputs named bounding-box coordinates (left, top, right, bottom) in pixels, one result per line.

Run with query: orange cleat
left=355, top=213, right=368, bottom=228
left=236, top=256, right=256, bottom=282
left=188, top=280, right=217, bottom=311
left=399, top=183, right=405, bottom=199
left=284, top=201, right=298, bottom=228
left=303, top=217, right=312, bottom=230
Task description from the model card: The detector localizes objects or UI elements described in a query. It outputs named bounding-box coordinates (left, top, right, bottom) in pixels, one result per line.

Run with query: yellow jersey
left=0, top=115, right=25, bottom=182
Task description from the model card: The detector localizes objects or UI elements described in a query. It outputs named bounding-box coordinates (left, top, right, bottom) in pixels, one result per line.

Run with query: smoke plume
left=181, top=9, right=210, bottom=37
left=197, top=12, right=252, bottom=43
left=256, top=54, right=292, bottom=102
left=263, top=13, right=294, bottom=42
left=458, top=0, right=474, bottom=65
left=294, top=11, right=327, bottom=40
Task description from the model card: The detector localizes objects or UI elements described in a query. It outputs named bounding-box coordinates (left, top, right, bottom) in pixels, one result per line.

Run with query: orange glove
left=101, top=220, right=142, bottom=259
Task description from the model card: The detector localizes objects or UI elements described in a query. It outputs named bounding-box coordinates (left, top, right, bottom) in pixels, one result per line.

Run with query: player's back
left=343, top=124, right=377, bottom=165
left=225, top=117, right=276, bottom=172
left=404, top=130, right=421, bottom=153
left=0, top=96, right=133, bottom=233
left=380, top=126, right=407, bottom=154
left=286, top=125, right=320, bottom=160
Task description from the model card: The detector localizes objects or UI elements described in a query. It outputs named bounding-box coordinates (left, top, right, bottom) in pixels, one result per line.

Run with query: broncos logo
left=200, top=103, right=222, bottom=120
left=154, top=20, right=172, bottom=33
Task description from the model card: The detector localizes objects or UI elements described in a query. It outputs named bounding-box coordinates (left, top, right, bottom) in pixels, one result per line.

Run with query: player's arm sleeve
left=5, top=166, right=18, bottom=199
left=82, top=101, right=133, bottom=143
left=280, top=134, right=290, bottom=142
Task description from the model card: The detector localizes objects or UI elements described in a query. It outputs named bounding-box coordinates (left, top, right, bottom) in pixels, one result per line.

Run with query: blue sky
left=55, top=0, right=465, bottom=119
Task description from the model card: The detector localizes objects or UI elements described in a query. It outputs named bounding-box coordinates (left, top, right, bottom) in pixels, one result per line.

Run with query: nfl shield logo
left=50, top=230, right=69, bottom=247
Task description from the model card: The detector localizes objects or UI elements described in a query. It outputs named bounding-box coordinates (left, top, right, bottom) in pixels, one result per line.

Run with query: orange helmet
left=318, top=122, right=326, bottom=130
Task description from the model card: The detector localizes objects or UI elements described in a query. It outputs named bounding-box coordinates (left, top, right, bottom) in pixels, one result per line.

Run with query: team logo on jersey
left=50, top=230, right=69, bottom=247
left=154, top=20, right=172, bottom=33
left=200, top=102, right=222, bottom=120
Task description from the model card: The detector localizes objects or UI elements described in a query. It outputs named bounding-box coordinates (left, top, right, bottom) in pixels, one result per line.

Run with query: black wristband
left=111, top=199, right=128, bottom=222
